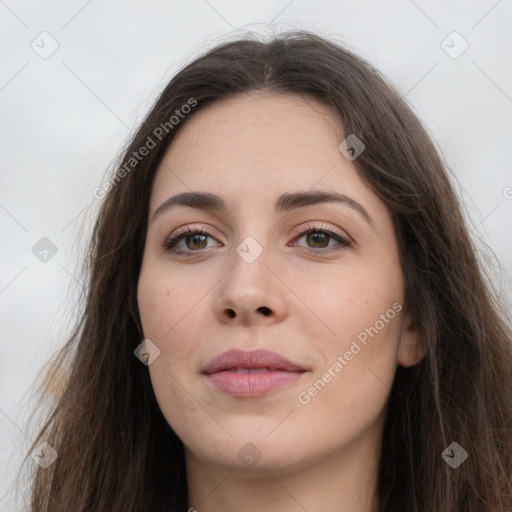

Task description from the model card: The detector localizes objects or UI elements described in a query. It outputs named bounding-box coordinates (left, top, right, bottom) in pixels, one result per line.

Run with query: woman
left=22, top=30, right=512, bottom=511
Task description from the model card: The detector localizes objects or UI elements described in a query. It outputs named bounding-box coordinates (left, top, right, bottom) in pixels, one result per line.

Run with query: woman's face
left=137, top=92, right=421, bottom=475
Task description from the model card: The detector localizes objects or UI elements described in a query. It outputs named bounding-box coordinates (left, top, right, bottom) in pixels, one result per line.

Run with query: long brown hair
left=20, top=30, right=512, bottom=511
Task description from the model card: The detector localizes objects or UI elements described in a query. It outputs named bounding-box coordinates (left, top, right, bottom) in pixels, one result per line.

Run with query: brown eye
left=182, top=233, right=208, bottom=250
left=292, top=225, right=351, bottom=253
left=164, top=228, right=219, bottom=255
left=304, top=232, right=330, bottom=248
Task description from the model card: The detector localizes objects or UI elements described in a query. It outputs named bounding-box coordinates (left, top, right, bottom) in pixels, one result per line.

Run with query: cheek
left=296, top=265, right=403, bottom=399
left=293, top=279, right=403, bottom=450
left=138, top=266, right=207, bottom=438
left=138, top=263, right=211, bottom=368
left=137, top=263, right=206, bottom=340
left=296, top=263, right=403, bottom=343
left=138, top=268, right=210, bottom=401
left=148, top=360, right=208, bottom=446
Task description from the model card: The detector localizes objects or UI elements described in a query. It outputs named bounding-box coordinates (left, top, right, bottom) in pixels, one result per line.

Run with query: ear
left=397, top=311, right=425, bottom=367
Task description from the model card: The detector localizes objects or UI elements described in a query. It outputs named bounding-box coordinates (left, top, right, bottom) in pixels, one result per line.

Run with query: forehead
left=149, top=93, right=383, bottom=223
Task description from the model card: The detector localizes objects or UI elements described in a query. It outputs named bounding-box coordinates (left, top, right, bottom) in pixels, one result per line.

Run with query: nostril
left=226, top=309, right=236, bottom=318
left=258, top=307, right=271, bottom=316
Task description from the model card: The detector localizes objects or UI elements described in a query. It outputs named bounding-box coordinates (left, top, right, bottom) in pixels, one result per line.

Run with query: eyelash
left=163, top=223, right=351, bottom=257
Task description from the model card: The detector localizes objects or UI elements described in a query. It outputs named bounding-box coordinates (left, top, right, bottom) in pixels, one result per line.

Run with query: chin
left=187, top=435, right=313, bottom=475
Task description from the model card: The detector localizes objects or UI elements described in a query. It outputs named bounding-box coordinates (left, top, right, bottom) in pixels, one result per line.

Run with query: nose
left=211, top=244, right=288, bottom=326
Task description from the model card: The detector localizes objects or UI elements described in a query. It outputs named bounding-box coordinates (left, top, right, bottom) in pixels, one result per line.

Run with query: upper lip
left=203, top=349, right=307, bottom=374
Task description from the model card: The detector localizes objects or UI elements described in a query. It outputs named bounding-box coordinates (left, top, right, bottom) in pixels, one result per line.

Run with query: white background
left=1, top=0, right=511, bottom=509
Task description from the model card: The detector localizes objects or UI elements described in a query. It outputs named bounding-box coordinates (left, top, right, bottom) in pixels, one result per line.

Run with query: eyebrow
left=152, top=190, right=374, bottom=227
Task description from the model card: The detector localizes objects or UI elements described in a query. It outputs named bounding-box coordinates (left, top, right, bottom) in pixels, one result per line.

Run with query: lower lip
left=206, top=370, right=305, bottom=396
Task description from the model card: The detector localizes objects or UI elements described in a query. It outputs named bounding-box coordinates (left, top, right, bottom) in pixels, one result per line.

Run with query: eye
left=163, top=223, right=351, bottom=257
left=290, top=223, right=351, bottom=253
left=164, top=226, right=219, bottom=255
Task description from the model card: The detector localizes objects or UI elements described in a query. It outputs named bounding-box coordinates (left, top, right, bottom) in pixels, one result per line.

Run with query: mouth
left=224, top=368, right=288, bottom=373
left=202, top=349, right=308, bottom=397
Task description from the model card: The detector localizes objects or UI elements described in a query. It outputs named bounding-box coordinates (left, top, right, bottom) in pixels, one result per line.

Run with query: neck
left=185, top=431, right=381, bottom=512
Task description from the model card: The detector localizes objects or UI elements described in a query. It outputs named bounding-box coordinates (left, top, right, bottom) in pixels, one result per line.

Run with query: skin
left=137, top=92, right=424, bottom=512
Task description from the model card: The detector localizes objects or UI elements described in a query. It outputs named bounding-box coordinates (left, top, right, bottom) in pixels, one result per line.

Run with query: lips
left=203, top=349, right=307, bottom=396
left=203, top=348, right=306, bottom=374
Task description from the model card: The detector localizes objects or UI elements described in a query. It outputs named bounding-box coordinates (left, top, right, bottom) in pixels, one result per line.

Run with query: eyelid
left=290, top=222, right=350, bottom=242
left=166, top=223, right=217, bottom=240
left=166, top=222, right=349, bottom=243
left=164, top=224, right=220, bottom=248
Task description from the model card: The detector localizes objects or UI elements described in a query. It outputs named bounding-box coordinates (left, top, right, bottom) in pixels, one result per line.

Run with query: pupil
left=188, top=234, right=206, bottom=249
left=309, top=233, right=327, bottom=247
